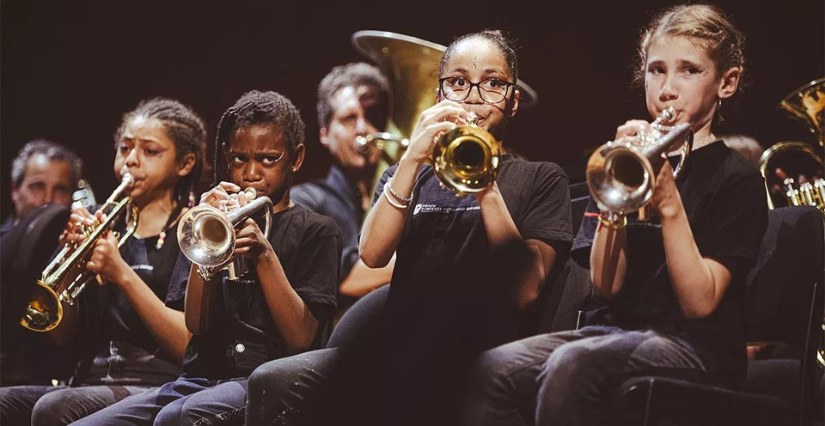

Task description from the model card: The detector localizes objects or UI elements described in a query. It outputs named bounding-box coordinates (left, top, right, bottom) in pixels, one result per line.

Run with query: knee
left=539, top=345, right=605, bottom=396
left=153, top=403, right=181, bottom=426
left=472, top=347, right=515, bottom=396
left=32, top=391, right=77, bottom=426
left=248, top=358, right=301, bottom=398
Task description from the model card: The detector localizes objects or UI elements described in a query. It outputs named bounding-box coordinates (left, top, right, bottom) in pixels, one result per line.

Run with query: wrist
left=400, top=152, right=427, bottom=168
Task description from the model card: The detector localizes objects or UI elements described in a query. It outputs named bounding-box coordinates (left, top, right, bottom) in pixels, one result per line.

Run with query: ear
left=717, top=66, right=741, bottom=100
left=319, top=127, right=330, bottom=148
left=435, top=87, right=444, bottom=103
left=291, top=143, right=306, bottom=174
left=508, top=89, right=521, bottom=118
left=11, top=183, right=19, bottom=205
left=177, top=152, right=197, bottom=178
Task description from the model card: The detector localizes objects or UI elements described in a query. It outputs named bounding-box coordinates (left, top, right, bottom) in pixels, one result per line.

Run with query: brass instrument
left=760, top=78, right=825, bottom=210
left=20, top=173, right=138, bottom=332
left=350, top=30, right=538, bottom=167
left=177, top=189, right=273, bottom=281
left=759, top=142, right=824, bottom=210
left=586, top=107, right=694, bottom=216
left=433, top=112, right=501, bottom=196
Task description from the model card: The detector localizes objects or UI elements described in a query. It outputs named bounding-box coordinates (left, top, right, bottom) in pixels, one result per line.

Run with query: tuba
left=760, top=78, right=825, bottom=210
left=177, top=188, right=273, bottom=281
left=20, top=173, right=138, bottom=332
left=586, top=107, right=694, bottom=217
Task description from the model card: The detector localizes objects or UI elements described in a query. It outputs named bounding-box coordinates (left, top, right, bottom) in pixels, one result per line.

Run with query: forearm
left=590, top=223, right=627, bottom=298
left=257, top=252, right=320, bottom=353
left=184, top=266, right=215, bottom=336
left=360, top=157, right=421, bottom=267
left=115, top=268, right=190, bottom=363
left=516, top=241, right=558, bottom=307
left=660, top=207, right=718, bottom=318
left=476, top=183, right=521, bottom=248
left=340, top=257, right=394, bottom=297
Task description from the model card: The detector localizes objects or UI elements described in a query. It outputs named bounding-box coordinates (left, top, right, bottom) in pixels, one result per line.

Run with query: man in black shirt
left=291, top=63, right=393, bottom=297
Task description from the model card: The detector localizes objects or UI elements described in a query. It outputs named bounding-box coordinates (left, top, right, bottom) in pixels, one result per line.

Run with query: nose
left=658, top=72, right=679, bottom=102
left=355, top=116, right=369, bottom=136
left=243, top=161, right=263, bottom=183
left=124, top=147, right=139, bottom=167
left=44, top=186, right=55, bottom=204
left=464, top=84, right=484, bottom=104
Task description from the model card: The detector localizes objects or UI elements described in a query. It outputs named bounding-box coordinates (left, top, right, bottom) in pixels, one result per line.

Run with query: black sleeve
left=519, top=163, right=574, bottom=250
left=291, top=217, right=342, bottom=326
left=164, top=252, right=191, bottom=311
left=695, top=171, right=768, bottom=282
left=370, top=163, right=399, bottom=207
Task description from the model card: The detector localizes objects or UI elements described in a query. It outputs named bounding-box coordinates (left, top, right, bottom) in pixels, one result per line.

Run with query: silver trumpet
left=586, top=107, right=694, bottom=217
left=177, top=189, right=273, bottom=281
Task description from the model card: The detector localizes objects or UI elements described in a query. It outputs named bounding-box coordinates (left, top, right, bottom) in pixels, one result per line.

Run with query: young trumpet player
left=0, top=98, right=207, bottom=426
left=70, top=90, right=341, bottom=426
left=243, top=30, right=574, bottom=426
left=468, top=5, right=768, bottom=425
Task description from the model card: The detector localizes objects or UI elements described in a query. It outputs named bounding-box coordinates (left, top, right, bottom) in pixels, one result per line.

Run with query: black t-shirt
left=374, top=154, right=574, bottom=348
left=572, top=142, right=768, bottom=385
left=179, top=204, right=341, bottom=380
left=79, top=231, right=183, bottom=386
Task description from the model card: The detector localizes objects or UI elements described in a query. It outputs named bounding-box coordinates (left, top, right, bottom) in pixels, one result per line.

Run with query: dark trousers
left=465, top=326, right=709, bottom=426
left=69, top=377, right=247, bottom=426
left=0, top=384, right=148, bottom=426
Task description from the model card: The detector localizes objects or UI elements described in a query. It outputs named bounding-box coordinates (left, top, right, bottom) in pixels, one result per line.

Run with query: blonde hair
left=633, top=4, right=745, bottom=86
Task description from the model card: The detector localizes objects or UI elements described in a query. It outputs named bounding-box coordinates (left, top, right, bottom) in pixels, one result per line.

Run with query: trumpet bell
left=433, top=122, right=500, bottom=196
left=19, top=281, right=64, bottom=332
left=586, top=144, right=655, bottom=214
left=177, top=205, right=236, bottom=269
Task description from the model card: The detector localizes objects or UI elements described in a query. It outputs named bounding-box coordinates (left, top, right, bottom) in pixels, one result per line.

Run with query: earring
left=717, top=98, right=722, bottom=110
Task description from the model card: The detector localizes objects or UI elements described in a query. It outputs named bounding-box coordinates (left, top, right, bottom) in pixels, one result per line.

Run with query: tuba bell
left=177, top=188, right=273, bottom=281
left=760, top=77, right=825, bottom=210
left=20, top=173, right=138, bottom=332
left=586, top=107, right=694, bottom=216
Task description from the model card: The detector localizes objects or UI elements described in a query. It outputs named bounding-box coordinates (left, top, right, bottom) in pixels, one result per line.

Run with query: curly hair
left=213, top=90, right=306, bottom=183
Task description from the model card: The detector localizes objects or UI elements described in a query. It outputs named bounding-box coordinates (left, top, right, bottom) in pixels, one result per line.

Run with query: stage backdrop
left=2, top=0, right=822, bottom=219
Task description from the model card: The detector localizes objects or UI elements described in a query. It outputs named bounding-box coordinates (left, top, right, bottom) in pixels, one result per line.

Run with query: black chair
left=617, top=206, right=825, bottom=426
left=537, top=257, right=593, bottom=334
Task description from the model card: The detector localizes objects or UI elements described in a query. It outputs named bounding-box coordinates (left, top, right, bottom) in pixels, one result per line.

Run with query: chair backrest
left=538, top=258, right=593, bottom=333
left=743, top=206, right=824, bottom=421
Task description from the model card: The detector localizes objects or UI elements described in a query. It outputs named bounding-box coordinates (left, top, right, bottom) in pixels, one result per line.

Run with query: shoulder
left=288, top=205, right=342, bottom=240
left=291, top=180, right=329, bottom=208
left=713, top=142, right=764, bottom=189
left=504, top=158, right=568, bottom=179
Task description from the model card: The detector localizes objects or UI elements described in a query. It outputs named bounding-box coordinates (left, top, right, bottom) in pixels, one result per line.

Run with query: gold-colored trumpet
left=177, top=188, right=273, bottom=281
left=433, top=112, right=500, bottom=196
left=20, top=173, right=138, bottom=332
left=586, top=107, right=694, bottom=216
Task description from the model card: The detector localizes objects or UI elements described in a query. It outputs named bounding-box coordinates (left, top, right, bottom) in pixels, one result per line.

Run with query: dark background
left=2, top=0, right=823, bottom=220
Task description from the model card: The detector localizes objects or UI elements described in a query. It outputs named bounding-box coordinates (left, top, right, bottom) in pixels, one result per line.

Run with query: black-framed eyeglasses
left=439, top=77, right=517, bottom=103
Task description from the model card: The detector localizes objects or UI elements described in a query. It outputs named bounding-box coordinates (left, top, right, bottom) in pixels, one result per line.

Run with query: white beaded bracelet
left=385, top=181, right=412, bottom=203
left=383, top=182, right=409, bottom=209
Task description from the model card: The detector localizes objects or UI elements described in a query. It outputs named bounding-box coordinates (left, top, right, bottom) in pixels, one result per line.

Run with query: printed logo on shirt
left=131, top=264, right=154, bottom=271
left=413, top=203, right=481, bottom=216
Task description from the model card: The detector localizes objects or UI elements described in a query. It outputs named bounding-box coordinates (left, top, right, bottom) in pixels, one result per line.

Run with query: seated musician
left=291, top=62, right=394, bottom=298
left=467, top=5, right=768, bottom=426
left=0, top=98, right=207, bottom=426
left=244, top=30, right=574, bottom=426
left=70, top=90, right=341, bottom=426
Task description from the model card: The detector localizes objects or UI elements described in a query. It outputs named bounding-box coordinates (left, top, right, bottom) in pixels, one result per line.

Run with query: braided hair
left=213, top=90, right=306, bottom=184
left=115, top=98, right=206, bottom=244
left=115, top=98, right=207, bottom=204
left=440, top=30, right=519, bottom=82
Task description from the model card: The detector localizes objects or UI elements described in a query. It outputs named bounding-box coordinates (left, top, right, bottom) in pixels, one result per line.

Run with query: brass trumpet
left=177, top=189, right=273, bottom=281
left=354, top=133, right=409, bottom=164
left=586, top=107, right=694, bottom=216
left=433, top=112, right=500, bottom=196
left=20, top=173, right=138, bottom=332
